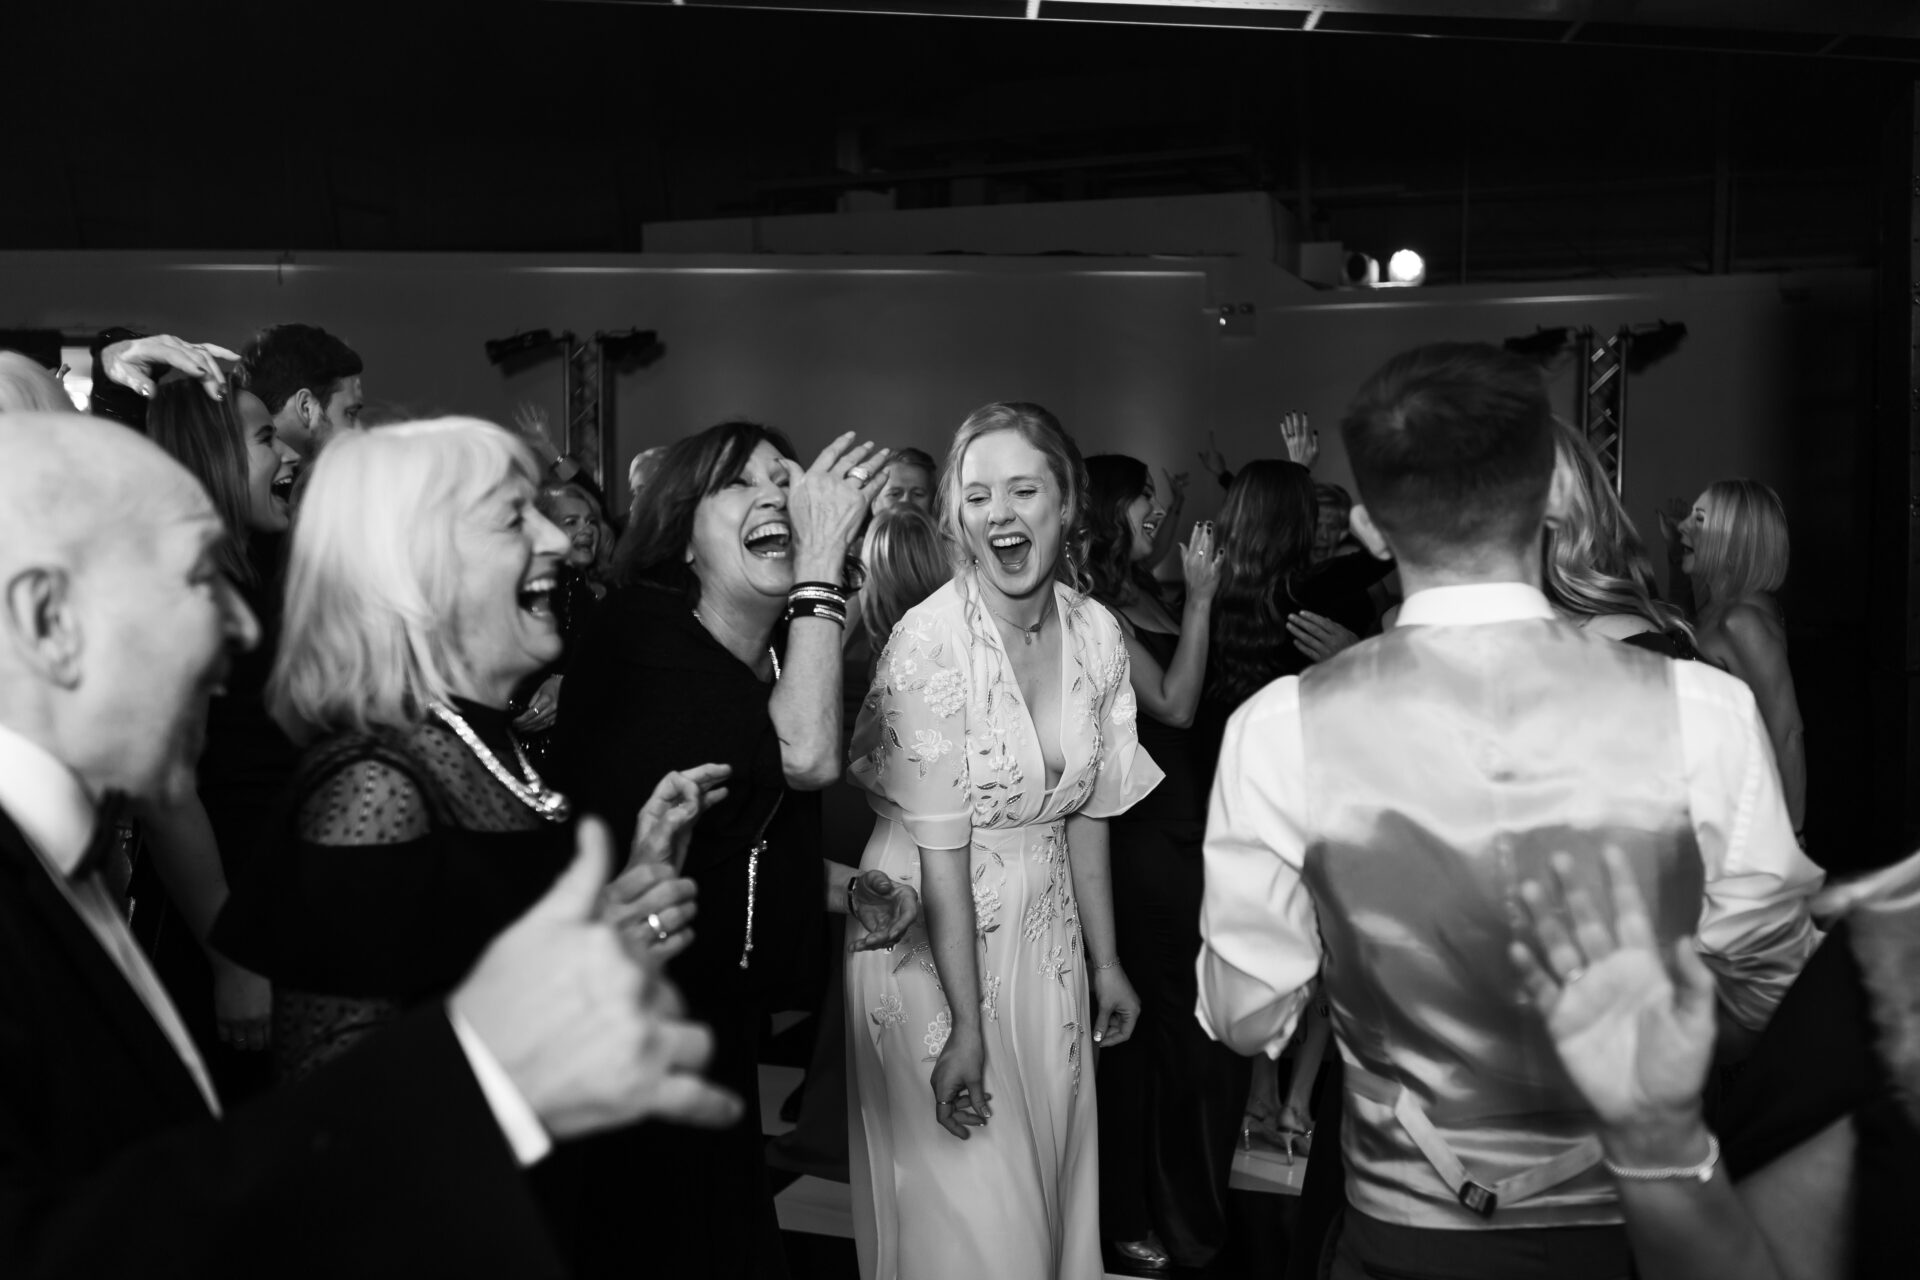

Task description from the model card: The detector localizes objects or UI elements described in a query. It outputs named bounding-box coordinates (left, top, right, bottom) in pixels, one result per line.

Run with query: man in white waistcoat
left=1196, top=342, right=1821, bottom=1280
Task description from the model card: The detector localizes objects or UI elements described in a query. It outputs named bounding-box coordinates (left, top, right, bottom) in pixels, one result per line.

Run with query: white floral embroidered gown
left=846, top=576, right=1163, bottom=1280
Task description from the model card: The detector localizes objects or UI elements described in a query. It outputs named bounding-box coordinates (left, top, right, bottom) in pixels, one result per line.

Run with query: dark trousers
left=1097, top=820, right=1252, bottom=1268
left=1329, top=1209, right=1631, bottom=1280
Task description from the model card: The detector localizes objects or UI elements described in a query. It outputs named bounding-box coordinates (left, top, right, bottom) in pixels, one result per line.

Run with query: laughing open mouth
left=989, top=532, right=1031, bottom=570
left=270, top=470, right=299, bottom=503
left=518, top=574, right=557, bottom=618
left=745, top=520, right=792, bottom=558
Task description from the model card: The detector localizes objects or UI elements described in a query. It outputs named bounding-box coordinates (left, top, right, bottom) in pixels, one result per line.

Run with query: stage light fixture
left=1625, top=320, right=1687, bottom=373
left=484, top=330, right=560, bottom=366
left=1386, top=249, right=1426, bottom=287
left=1503, top=327, right=1575, bottom=362
left=1341, top=252, right=1379, bottom=288
left=597, top=328, right=661, bottom=364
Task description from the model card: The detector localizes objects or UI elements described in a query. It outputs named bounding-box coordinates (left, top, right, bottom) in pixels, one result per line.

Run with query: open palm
left=1511, top=847, right=1719, bottom=1130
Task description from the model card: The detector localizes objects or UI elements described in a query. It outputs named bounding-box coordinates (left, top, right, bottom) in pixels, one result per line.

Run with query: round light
left=1387, top=249, right=1426, bottom=286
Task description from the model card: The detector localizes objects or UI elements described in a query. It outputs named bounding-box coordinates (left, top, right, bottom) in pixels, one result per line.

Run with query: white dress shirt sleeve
left=448, top=1007, right=553, bottom=1168
left=1195, top=679, right=1322, bottom=1058
left=1675, top=662, right=1824, bottom=1031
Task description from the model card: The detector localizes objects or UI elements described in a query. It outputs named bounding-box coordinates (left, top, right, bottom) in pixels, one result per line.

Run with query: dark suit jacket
left=0, top=809, right=567, bottom=1278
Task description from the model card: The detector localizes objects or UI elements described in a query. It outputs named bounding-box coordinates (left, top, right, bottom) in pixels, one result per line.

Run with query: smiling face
left=687, top=438, right=796, bottom=612
left=237, top=390, right=299, bottom=534
left=449, top=472, right=570, bottom=705
left=1678, top=489, right=1708, bottom=575
left=549, top=490, right=602, bottom=570
left=874, top=461, right=934, bottom=515
left=959, top=430, right=1066, bottom=603
left=1122, top=480, right=1163, bottom=563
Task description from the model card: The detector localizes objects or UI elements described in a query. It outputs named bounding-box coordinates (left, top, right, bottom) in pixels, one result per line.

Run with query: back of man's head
left=1340, top=342, right=1555, bottom=568
left=239, top=324, right=363, bottom=415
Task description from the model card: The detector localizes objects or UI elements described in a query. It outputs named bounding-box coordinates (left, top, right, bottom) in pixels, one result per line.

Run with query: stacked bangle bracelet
left=1603, top=1132, right=1720, bottom=1184
left=788, top=580, right=848, bottom=628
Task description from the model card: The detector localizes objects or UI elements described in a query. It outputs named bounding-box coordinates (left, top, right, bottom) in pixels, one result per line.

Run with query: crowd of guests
left=0, top=322, right=1909, bottom=1280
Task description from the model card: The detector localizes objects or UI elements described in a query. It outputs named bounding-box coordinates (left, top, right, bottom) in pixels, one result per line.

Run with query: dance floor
left=759, top=1011, right=1307, bottom=1280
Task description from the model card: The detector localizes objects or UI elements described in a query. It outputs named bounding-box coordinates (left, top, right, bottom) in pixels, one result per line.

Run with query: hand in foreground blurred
left=450, top=818, right=741, bottom=1139
left=1510, top=846, right=1718, bottom=1136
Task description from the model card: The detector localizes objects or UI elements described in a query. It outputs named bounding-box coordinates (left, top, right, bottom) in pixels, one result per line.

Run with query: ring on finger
left=1562, top=965, right=1588, bottom=987
left=647, top=911, right=671, bottom=944
left=847, top=464, right=873, bottom=484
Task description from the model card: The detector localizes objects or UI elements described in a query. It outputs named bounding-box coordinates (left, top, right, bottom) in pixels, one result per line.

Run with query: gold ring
left=647, top=911, right=671, bottom=944
left=847, top=465, right=872, bottom=484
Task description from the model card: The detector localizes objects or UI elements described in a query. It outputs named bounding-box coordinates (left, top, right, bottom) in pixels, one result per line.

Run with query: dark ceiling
left=7, top=0, right=1911, bottom=281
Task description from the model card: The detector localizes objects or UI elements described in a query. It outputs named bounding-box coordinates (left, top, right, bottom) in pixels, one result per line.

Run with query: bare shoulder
left=1721, top=596, right=1787, bottom=648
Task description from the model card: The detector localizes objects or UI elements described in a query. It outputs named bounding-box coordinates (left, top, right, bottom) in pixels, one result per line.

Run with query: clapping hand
left=101, top=334, right=239, bottom=400
left=1279, top=412, right=1318, bottom=468
left=1509, top=847, right=1719, bottom=1133
left=783, top=432, right=889, bottom=581
left=1287, top=611, right=1358, bottom=663
left=512, top=673, right=564, bottom=735
left=629, top=763, right=732, bottom=873
left=1180, top=521, right=1222, bottom=604
left=848, top=870, right=920, bottom=952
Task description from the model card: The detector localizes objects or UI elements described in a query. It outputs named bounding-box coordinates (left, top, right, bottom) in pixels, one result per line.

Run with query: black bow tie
left=71, top=795, right=127, bottom=883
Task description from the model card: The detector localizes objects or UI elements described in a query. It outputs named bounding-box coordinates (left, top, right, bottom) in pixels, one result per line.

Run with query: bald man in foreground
left=0, top=411, right=738, bottom=1277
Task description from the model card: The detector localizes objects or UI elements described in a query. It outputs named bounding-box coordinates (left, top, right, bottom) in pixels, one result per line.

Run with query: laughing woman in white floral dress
left=847, top=402, right=1163, bottom=1280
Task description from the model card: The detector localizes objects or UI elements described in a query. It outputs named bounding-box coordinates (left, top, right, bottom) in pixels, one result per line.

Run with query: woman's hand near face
left=600, top=860, right=701, bottom=963
left=783, top=432, right=890, bottom=581
left=1179, top=521, right=1222, bottom=605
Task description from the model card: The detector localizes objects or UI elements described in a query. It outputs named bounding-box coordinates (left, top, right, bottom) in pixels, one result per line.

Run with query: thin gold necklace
left=988, top=595, right=1054, bottom=646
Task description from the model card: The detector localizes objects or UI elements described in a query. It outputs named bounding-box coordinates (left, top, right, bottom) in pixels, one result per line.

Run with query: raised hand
left=782, top=431, right=889, bottom=582
left=1279, top=412, right=1318, bottom=468
left=101, top=334, right=239, bottom=400
left=1160, top=466, right=1190, bottom=505
left=1196, top=432, right=1229, bottom=479
left=848, top=870, right=920, bottom=952
left=1179, top=521, right=1222, bottom=604
left=1509, top=847, right=1719, bottom=1132
left=1286, top=611, right=1358, bottom=663
left=1091, top=964, right=1141, bottom=1047
left=929, top=1026, right=990, bottom=1140
left=629, top=763, right=732, bottom=873
left=450, top=818, right=743, bottom=1138
left=511, top=402, right=562, bottom=464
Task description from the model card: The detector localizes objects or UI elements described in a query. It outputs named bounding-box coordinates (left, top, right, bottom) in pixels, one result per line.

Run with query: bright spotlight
left=1386, top=249, right=1426, bottom=286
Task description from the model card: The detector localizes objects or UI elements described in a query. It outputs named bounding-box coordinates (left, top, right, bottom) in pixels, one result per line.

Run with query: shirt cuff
left=448, top=1007, right=553, bottom=1168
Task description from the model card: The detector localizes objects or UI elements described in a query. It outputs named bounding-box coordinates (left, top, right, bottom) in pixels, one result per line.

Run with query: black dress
left=213, top=699, right=591, bottom=1263
left=1096, top=624, right=1252, bottom=1268
left=553, top=583, right=824, bottom=1280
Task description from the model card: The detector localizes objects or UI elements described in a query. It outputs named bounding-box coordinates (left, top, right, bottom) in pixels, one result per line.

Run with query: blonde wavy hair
left=1544, top=421, right=1691, bottom=640
left=935, top=401, right=1092, bottom=597
left=861, top=505, right=952, bottom=653
left=270, top=417, right=541, bottom=744
left=1693, top=478, right=1789, bottom=602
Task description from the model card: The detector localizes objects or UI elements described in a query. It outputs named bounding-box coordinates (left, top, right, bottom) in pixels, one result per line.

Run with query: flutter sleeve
left=1080, top=606, right=1164, bottom=820
left=848, top=610, right=974, bottom=851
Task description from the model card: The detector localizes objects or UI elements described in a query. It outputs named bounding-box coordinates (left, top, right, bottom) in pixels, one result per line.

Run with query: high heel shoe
left=1112, top=1236, right=1170, bottom=1271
